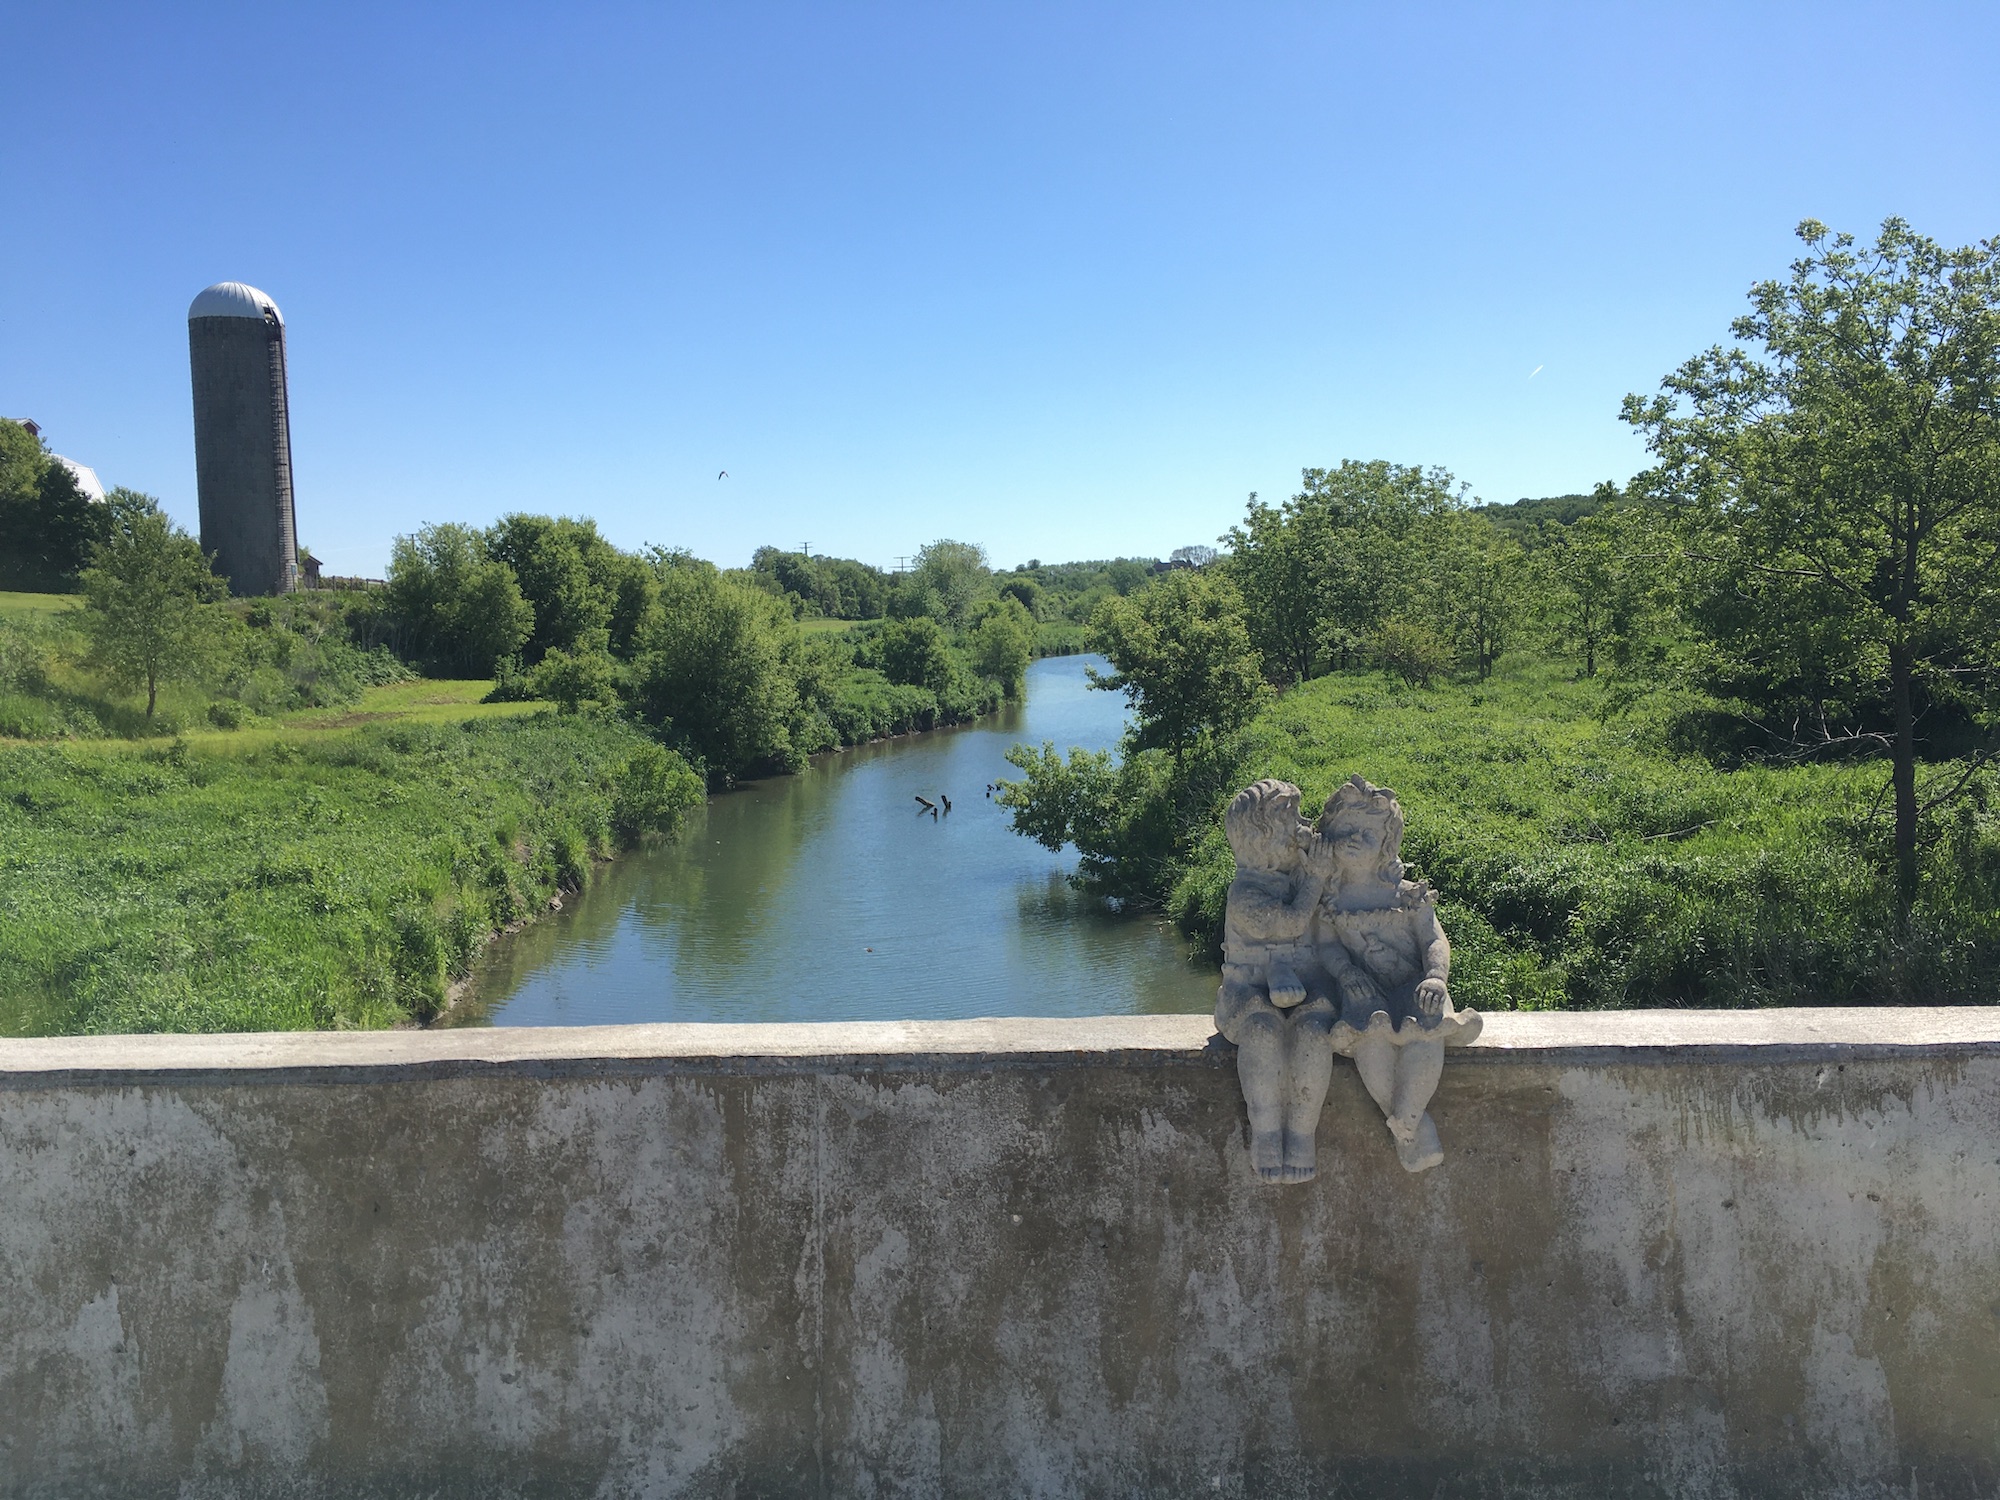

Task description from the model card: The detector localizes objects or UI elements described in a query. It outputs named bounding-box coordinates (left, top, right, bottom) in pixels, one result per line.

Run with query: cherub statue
left=1215, top=779, right=1340, bottom=1184
left=1316, top=774, right=1481, bottom=1172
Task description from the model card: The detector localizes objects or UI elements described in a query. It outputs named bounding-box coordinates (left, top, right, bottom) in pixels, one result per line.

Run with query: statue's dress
left=1321, top=882, right=1482, bottom=1054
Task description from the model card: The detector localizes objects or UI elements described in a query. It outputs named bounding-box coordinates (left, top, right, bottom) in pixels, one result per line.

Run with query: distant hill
left=1472, top=488, right=1618, bottom=542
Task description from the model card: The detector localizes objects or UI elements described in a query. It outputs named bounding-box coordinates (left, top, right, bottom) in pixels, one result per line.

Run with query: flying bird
left=717, top=470, right=729, bottom=480
left=1528, top=365, right=1544, bottom=379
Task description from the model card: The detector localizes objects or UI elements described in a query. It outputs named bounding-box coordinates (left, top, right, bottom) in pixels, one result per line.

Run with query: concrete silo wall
left=189, top=315, right=298, bottom=597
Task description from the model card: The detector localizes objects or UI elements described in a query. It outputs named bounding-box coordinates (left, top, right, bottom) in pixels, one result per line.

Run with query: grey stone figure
left=1216, top=775, right=1481, bottom=1184
left=1317, top=774, right=1481, bottom=1173
left=1214, top=779, right=1341, bottom=1183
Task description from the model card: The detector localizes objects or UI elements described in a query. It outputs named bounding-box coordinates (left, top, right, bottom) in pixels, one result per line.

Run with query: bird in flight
left=718, top=470, right=729, bottom=480
left=1528, top=365, right=1544, bottom=379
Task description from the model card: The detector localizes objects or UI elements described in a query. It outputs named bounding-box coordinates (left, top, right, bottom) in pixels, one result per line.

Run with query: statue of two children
left=1216, top=775, right=1481, bottom=1183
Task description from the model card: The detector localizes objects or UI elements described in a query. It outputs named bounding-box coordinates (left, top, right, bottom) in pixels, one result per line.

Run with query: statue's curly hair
left=1317, top=773, right=1405, bottom=884
left=1224, top=778, right=1304, bottom=864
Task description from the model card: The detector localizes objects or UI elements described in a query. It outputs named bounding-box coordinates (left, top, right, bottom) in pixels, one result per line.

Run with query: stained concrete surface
left=2, top=1010, right=1996, bottom=1498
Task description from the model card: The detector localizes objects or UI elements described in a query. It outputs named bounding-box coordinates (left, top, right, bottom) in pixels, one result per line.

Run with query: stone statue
left=1317, top=774, right=1481, bottom=1173
left=1217, top=774, right=1481, bottom=1183
left=1214, top=780, right=1340, bottom=1183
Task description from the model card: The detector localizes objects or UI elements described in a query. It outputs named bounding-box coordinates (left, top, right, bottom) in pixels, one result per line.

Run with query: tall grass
left=0, top=713, right=700, bottom=1035
left=1161, top=663, right=2000, bottom=1009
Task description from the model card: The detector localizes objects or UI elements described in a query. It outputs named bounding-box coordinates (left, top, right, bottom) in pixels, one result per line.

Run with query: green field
left=0, top=711, right=701, bottom=1036
left=0, top=590, right=79, bottom=623
left=1158, top=663, right=2000, bottom=1010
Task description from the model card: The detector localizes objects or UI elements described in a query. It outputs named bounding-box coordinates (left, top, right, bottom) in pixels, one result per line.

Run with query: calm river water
left=456, top=654, right=1220, bottom=1025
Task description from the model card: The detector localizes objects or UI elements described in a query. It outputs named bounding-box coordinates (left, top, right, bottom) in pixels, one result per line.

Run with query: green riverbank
left=0, top=708, right=700, bottom=1035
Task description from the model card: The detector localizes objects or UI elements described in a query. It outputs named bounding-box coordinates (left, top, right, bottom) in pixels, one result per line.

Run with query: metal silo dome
left=188, top=282, right=284, bottom=324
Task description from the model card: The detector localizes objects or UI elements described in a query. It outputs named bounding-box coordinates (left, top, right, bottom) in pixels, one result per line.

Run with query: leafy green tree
left=629, top=559, right=803, bottom=781
left=893, top=539, right=989, bottom=625
left=1089, top=569, right=1267, bottom=756
left=384, top=524, right=533, bottom=676
left=1371, top=615, right=1452, bottom=687
left=997, top=575, right=1043, bottom=615
left=1223, top=462, right=1464, bottom=682
left=1625, top=217, right=2000, bottom=904
left=0, top=418, right=108, bottom=591
left=528, top=646, right=620, bottom=712
left=878, top=615, right=956, bottom=696
left=969, top=595, right=1034, bottom=696
left=79, top=490, right=225, bottom=717
left=484, top=514, right=612, bottom=662
left=1428, top=513, right=1521, bottom=680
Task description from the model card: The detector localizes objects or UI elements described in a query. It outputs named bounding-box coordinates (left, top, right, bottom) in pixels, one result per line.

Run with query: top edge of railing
left=1, top=1008, right=1997, bottom=1087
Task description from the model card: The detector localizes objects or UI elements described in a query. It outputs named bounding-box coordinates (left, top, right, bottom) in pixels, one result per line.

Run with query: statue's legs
left=1226, top=989, right=1287, bottom=1182
left=1279, top=998, right=1335, bottom=1182
left=1351, top=1032, right=1446, bottom=1174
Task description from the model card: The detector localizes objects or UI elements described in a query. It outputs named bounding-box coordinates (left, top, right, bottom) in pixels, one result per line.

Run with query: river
left=455, top=653, right=1220, bottom=1025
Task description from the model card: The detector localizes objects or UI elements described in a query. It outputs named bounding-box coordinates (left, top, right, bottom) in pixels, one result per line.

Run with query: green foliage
left=485, top=513, right=624, bottom=662
left=0, top=714, right=699, bottom=1035
left=1088, top=570, right=1266, bottom=756
left=1000, top=735, right=1247, bottom=908
left=893, top=539, right=989, bottom=626
left=611, top=741, right=706, bottom=842
left=968, top=596, right=1034, bottom=697
left=745, top=547, right=888, bottom=620
left=79, top=491, right=227, bottom=718
left=1370, top=616, right=1452, bottom=687
left=383, top=523, right=533, bottom=676
left=629, top=558, right=805, bottom=781
left=878, top=615, right=956, bottom=695
left=1022, top=659, right=2000, bottom=1006
left=528, top=646, right=620, bottom=712
left=0, top=419, right=108, bottom=592
left=1625, top=216, right=2000, bottom=901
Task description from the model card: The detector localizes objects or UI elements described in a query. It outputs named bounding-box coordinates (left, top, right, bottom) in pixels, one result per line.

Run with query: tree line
left=1008, top=217, right=2000, bottom=926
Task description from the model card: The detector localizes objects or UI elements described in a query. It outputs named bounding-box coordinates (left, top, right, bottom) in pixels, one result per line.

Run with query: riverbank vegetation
left=0, top=452, right=1118, bottom=1032
left=1003, top=218, right=2000, bottom=1010
left=1, top=713, right=701, bottom=1034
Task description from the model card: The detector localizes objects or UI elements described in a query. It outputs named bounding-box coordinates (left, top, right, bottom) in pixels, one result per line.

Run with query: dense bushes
left=0, top=714, right=702, bottom=1035
left=1015, top=661, right=2000, bottom=1010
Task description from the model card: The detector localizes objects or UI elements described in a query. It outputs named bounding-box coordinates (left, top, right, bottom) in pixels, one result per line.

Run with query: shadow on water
left=455, top=654, right=1220, bottom=1025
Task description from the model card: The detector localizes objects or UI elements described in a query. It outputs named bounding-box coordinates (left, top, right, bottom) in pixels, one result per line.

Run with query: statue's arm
left=1413, top=900, right=1452, bottom=1021
left=1228, top=873, right=1326, bottom=943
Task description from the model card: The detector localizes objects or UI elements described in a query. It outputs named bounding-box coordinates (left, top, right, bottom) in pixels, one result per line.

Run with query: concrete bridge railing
left=3, top=1008, right=1997, bottom=1498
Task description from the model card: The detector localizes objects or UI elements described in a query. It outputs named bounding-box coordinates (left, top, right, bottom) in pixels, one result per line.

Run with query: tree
left=485, top=514, right=612, bottom=662
left=384, top=524, right=533, bottom=676
left=629, top=559, right=803, bottom=781
left=1169, top=544, right=1218, bottom=569
left=0, top=418, right=108, bottom=591
left=969, top=595, right=1034, bottom=696
left=1222, top=463, right=1465, bottom=683
left=1625, top=218, right=2000, bottom=906
left=1089, top=570, right=1267, bottom=756
left=878, top=616, right=955, bottom=696
left=79, top=491, right=225, bottom=717
left=893, top=539, right=988, bottom=625
left=528, top=646, right=619, bottom=712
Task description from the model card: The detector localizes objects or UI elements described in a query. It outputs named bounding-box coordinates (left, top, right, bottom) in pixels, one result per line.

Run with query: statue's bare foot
left=1279, top=1130, right=1316, bottom=1183
left=1250, top=1128, right=1285, bottom=1182
left=1395, top=1113, right=1443, bottom=1174
left=1385, top=1113, right=1417, bottom=1147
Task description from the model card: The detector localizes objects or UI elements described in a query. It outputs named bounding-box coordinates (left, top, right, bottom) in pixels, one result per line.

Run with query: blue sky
left=4, top=3, right=1996, bottom=576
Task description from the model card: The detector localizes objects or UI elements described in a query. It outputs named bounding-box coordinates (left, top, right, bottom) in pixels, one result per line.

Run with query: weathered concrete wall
left=2, top=1010, right=1996, bottom=1499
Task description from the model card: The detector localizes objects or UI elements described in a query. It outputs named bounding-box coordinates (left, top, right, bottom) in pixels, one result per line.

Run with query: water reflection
left=458, top=654, right=1219, bottom=1026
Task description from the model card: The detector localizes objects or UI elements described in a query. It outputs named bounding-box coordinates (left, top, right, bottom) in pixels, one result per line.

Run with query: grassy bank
left=1154, top=663, right=2000, bottom=1009
left=0, top=710, right=701, bottom=1036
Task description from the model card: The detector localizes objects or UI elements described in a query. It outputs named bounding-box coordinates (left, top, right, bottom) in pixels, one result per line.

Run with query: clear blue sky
left=5, top=3, right=1996, bottom=576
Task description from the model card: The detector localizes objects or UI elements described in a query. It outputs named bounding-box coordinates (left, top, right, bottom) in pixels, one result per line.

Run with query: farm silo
left=188, top=282, right=299, bottom=595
